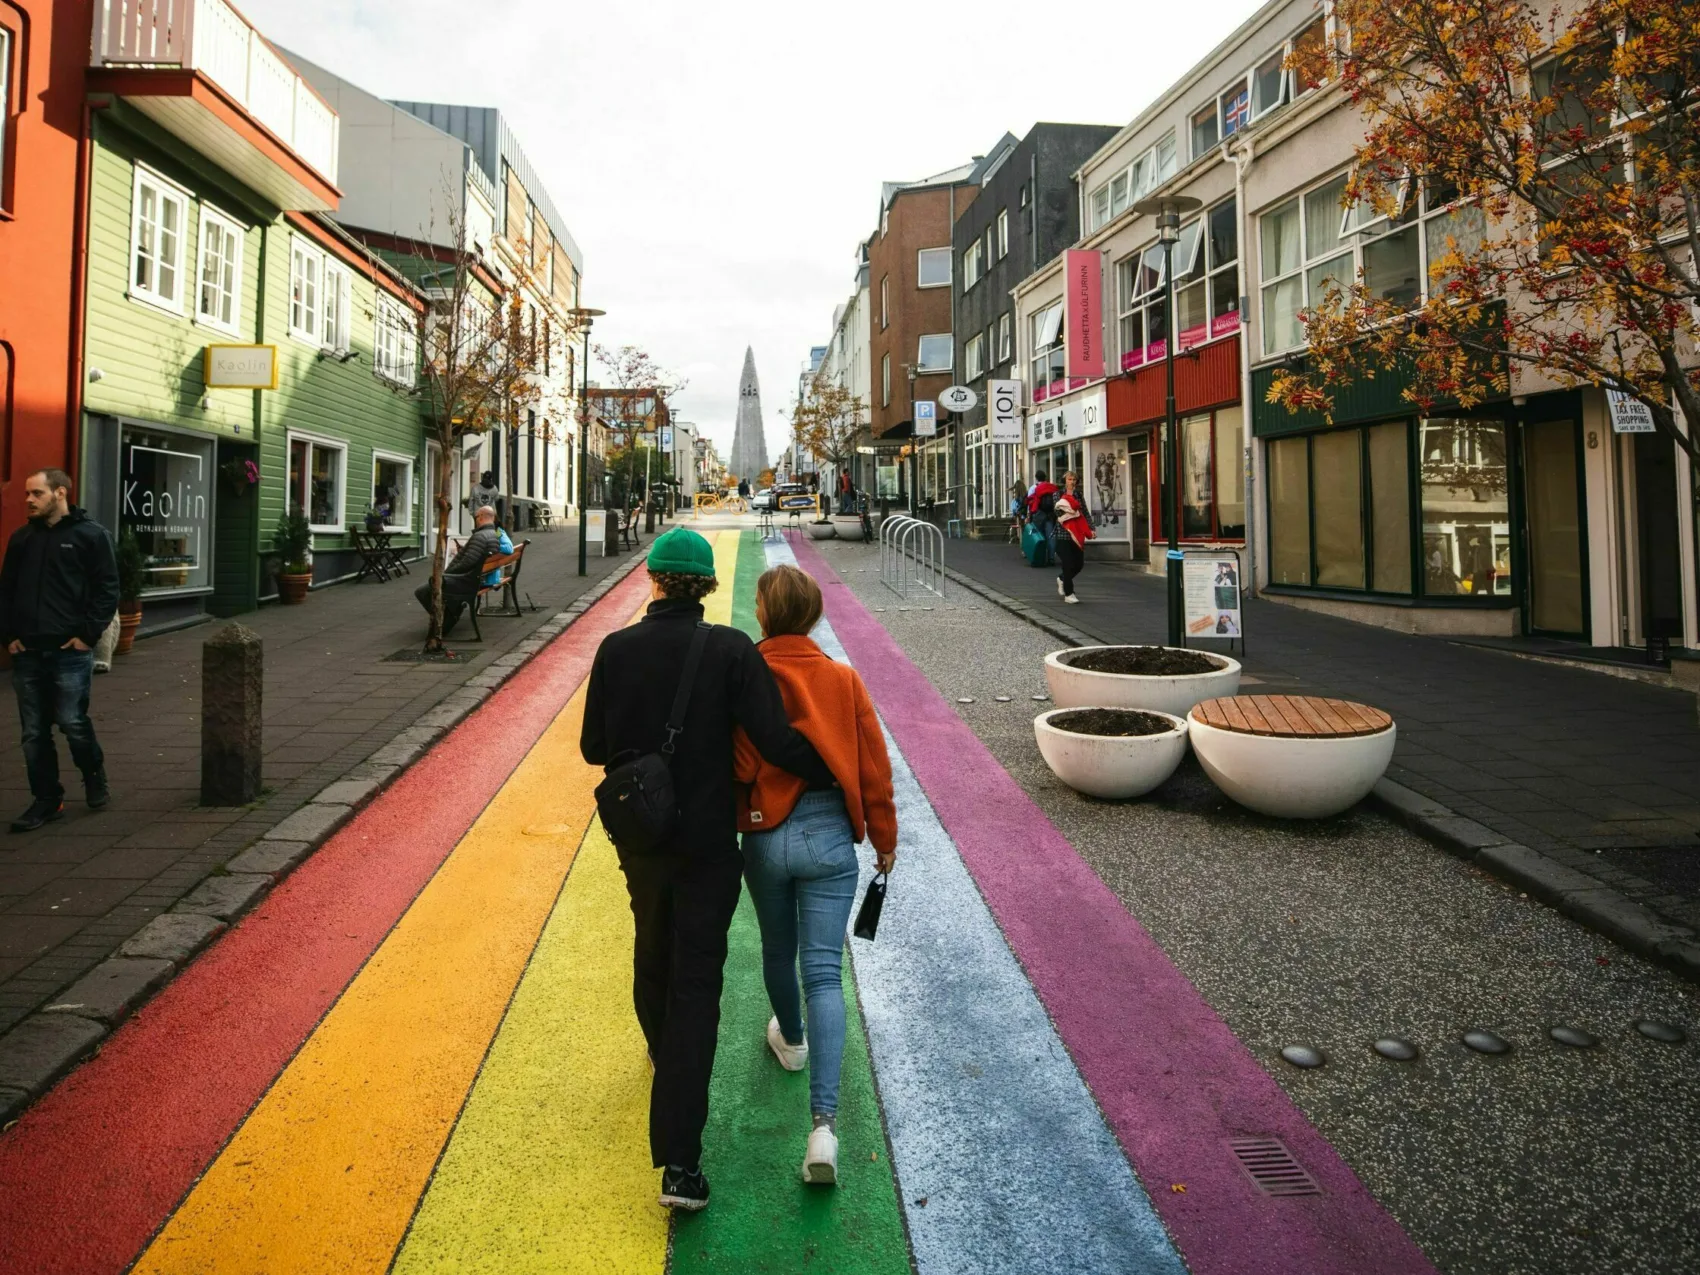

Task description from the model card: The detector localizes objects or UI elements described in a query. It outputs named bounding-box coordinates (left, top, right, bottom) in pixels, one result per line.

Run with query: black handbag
left=594, top=623, right=711, bottom=855
left=853, top=873, right=887, bottom=941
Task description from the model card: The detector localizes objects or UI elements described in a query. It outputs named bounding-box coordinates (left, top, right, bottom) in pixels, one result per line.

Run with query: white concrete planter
left=806, top=521, right=836, bottom=540
left=1187, top=715, right=1396, bottom=818
left=1033, top=709, right=1190, bottom=800
left=1044, top=647, right=1241, bottom=717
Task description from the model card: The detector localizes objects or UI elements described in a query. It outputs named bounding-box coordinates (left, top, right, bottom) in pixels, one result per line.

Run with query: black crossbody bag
left=594, top=623, right=711, bottom=856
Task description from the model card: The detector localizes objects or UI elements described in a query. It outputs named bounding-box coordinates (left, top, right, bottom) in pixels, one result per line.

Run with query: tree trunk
left=425, top=439, right=455, bottom=652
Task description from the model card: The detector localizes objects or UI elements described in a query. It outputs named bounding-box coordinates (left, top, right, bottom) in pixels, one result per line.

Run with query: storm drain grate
left=1228, top=1138, right=1322, bottom=1197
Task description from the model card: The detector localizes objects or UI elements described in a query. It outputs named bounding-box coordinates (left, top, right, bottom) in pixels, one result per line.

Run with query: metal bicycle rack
left=879, top=513, right=947, bottom=600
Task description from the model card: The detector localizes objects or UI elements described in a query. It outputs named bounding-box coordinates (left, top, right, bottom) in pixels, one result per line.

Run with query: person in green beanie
left=580, top=527, right=835, bottom=1212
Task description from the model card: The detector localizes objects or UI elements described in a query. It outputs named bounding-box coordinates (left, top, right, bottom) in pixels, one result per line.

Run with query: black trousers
left=414, top=578, right=478, bottom=632
left=1055, top=536, right=1084, bottom=597
left=616, top=845, right=745, bottom=1169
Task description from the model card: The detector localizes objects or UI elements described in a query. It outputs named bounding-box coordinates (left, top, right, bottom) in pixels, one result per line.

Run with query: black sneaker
left=85, top=771, right=110, bottom=810
left=658, top=1165, right=710, bottom=1211
left=10, top=799, right=65, bottom=833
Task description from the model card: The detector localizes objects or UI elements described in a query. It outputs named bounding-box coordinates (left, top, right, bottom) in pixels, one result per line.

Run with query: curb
left=938, top=562, right=1700, bottom=986
left=0, top=553, right=647, bottom=1127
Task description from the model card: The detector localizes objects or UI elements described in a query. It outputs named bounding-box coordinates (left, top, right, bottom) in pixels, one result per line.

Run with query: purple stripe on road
left=789, top=533, right=1436, bottom=1275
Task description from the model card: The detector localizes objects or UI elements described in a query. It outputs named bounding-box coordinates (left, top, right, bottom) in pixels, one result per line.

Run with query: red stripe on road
left=0, top=569, right=646, bottom=1275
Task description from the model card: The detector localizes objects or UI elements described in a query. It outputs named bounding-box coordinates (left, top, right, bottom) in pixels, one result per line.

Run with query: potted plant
left=220, top=458, right=259, bottom=498
left=115, top=530, right=145, bottom=655
left=806, top=515, right=836, bottom=540
left=1043, top=645, right=1241, bottom=717
left=1033, top=707, right=1190, bottom=799
left=363, top=507, right=387, bottom=534
left=274, top=510, right=313, bottom=604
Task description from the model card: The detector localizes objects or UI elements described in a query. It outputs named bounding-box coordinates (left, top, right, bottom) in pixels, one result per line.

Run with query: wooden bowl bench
left=1188, top=694, right=1395, bottom=819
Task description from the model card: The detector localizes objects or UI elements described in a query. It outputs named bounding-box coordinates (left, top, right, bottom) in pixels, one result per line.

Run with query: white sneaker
left=802, top=1124, right=838, bottom=1185
left=1064, top=594, right=1080, bottom=605
left=1056, top=577, right=1065, bottom=597
left=767, top=1016, right=808, bottom=1071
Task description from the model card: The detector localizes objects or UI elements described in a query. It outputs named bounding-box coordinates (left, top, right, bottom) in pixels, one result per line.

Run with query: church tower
left=728, top=347, right=767, bottom=482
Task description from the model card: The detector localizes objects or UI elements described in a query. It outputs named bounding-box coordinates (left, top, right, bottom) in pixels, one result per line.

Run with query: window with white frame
left=195, top=206, right=243, bottom=333
left=1119, top=197, right=1240, bottom=369
left=997, top=312, right=1012, bottom=362
left=321, top=261, right=350, bottom=352
left=880, top=275, right=889, bottom=328
left=1029, top=302, right=1065, bottom=399
left=996, top=209, right=1009, bottom=259
left=1087, top=131, right=1179, bottom=232
left=130, top=167, right=187, bottom=311
left=372, top=451, right=413, bottom=531
left=964, top=333, right=985, bottom=382
left=882, top=353, right=891, bottom=406
left=917, top=333, right=952, bottom=373
left=964, top=238, right=983, bottom=290
left=1195, top=21, right=1326, bottom=163
left=374, top=293, right=418, bottom=386
left=1251, top=49, right=1290, bottom=119
left=287, top=434, right=346, bottom=531
left=289, top=238, right=322, bottom=344
left=1191, top=103, right=1219, bottom=160
left=917, top=247, right=951, bottom=288
left=1258, top=172, right=1486, bottom=357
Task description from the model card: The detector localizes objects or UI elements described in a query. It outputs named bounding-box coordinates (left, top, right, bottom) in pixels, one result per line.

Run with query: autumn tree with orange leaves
left=1270, top=0, right=1700, bottom=460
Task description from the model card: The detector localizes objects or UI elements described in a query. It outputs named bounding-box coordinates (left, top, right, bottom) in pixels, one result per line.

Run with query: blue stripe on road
left=763, top=536, right=1185, bottom=1275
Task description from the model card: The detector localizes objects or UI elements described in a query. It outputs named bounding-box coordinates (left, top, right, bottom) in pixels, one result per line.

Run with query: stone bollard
left=201, top=623, right=263, bottom=806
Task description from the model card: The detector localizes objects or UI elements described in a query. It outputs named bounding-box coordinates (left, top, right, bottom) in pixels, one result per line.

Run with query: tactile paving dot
left=1634, top=1019, right=1687, bottom=1044
left=1279, top=1045, right=1325, bottom=1069
left=1462, top=1029, right=1511, bottom=1055
left=1549, top=1026, right=1598, bottom=1048
left=1373, top=1037, right=1419, bottom=1061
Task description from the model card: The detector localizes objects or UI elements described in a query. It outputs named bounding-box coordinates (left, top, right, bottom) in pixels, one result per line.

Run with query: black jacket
left=581, top=598, right=834, bottom=855
left=0, top=507, right=120, bottom=650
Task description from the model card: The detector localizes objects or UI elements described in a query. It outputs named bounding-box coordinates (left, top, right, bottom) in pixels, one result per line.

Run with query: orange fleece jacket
left=733, top=634, right=898, bottom=855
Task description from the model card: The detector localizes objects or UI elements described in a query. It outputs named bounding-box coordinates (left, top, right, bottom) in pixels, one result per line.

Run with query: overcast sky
left=245, top=0, right=1268, bottom=457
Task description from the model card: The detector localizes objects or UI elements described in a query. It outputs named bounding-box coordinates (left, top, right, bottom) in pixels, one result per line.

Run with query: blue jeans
left=13, top=648, right=104, bottom=801
left=741, top=791, right=860, bottom=1116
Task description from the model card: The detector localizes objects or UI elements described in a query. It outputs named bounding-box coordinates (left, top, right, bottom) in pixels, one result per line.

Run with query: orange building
left=0, top=0, right=93, bottom=547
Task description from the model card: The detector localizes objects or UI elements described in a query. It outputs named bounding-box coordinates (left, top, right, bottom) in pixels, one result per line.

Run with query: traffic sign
left=938, top=385, right=978, bottom=412
left=915, top=401, right=937, bottom=436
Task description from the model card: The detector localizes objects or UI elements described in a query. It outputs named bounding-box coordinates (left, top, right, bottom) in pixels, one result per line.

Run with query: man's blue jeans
left=741, top=791, right=860, bottom=1116
left=12, top=648, right=104, bottom=801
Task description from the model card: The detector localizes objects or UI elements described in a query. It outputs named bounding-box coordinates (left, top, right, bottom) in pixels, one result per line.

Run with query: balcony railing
left=92, top=0, right=339, bottom=184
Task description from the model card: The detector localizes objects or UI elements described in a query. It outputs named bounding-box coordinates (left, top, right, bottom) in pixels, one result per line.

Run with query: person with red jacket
left=734, top=563, right=897, bottom=1187
left=1053, top=470, right=1095, bottom=604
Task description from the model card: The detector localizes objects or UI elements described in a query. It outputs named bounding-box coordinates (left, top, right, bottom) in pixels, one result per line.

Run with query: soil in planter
left=1063, top=646, right=1221, bottom=676
left=1049, top=708, right=1175, bottom=737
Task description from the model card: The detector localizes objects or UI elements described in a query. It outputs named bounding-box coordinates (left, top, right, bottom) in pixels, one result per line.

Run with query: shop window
left=1269, top=436, right=1311, bottom=585
left=1420, top=418, right=1510, bottom=596
left=195, top=206, right=244, bottom=334
left=288, top=434, right=346, bottom=531
left=1368, top=421, right=1412, bottom=593
left=1215, top=407, right=1245, bottom=538
left=1312, top=429, right=1366, bottom=587
left=120, top=426, right=214, bottom=594
left=372, top=452, right=413, bottom=532
left=1181, top=414, right=1214, bottom=537
left=130, top=167, right=188, bottom=312
left=917, top=247, right=952, bottom=288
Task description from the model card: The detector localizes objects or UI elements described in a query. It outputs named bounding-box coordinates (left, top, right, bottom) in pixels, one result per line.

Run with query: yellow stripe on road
left=131, top=634, right=629, bottom=1274
left=706, top=530, right=738, bottom=626
left=390, top=820, right=667, bottom=1274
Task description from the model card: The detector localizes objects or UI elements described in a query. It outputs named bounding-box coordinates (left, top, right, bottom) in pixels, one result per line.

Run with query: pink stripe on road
left=790, top=534, right=1435, bottom=1275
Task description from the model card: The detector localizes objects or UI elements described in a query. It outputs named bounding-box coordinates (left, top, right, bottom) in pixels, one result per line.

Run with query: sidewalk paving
left=942, top=538, right=1700, bottom=936
left=0, top=526, right=641, bottom=1038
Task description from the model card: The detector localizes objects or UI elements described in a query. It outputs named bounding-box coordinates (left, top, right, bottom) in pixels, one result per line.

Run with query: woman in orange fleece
left=734, top=563, right=897, bottom=1187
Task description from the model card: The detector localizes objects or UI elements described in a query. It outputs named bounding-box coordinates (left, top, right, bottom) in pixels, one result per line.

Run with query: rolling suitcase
left=1021, top=521, right=1052, bottom=568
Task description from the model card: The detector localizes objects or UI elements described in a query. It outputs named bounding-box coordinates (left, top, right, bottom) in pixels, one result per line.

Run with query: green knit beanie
left=646, top=527, right=716, bottom=578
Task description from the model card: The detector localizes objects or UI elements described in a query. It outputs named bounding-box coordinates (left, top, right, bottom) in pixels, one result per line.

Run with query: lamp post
left=570, top=307, right=605, bottom=576
left=1131, top=193, right=1202, bottom=647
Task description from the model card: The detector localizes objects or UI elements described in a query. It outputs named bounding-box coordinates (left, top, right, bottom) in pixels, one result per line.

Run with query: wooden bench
left=454, top=540, right=531, bottom=641
left=617, top=507, right=641, bottom=550
left=1191, top=695, right=1393, bottom=738
left=1188, top=694, right=1396, bottom=819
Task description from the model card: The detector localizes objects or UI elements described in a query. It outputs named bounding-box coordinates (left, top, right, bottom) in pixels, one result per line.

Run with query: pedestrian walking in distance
left=1053, top=471, right=1095, bottom=604
left=735, top=564, right=898, bottom=1186
left=580, top=527, right=836, bottom=1213
left=0, top=469, right=118, bottom=832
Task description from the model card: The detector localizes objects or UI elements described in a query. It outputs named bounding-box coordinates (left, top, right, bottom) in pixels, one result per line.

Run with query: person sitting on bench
left=415, top=506, right=509, bottom=634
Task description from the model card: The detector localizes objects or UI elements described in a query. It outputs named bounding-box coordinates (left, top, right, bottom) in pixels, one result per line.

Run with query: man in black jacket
left=0, top=470, right=119, bottom=831
left=581, top=526, right=833, bottom=1212
left=414, top=505, right=507, bottom=635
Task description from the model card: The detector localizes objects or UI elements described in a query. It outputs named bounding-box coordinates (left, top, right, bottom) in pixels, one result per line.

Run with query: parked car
left=750, top=486, right=776, bottom=511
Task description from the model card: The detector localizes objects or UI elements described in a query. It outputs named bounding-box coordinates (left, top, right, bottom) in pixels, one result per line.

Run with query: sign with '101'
left=988, top=380, right=1021, bottom=443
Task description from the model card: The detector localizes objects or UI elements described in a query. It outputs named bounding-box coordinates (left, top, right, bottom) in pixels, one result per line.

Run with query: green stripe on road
left=668, top=530, right=910, bottom=1274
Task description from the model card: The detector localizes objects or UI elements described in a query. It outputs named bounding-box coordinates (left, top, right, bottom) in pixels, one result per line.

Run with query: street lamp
left=1131, top=193, right=1202, bottom=647
left=570, top=307, right=606, bottom=576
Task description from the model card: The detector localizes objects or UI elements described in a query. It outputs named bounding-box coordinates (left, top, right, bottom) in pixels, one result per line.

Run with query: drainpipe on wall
left=1223, top=134, right=1257, bottom=590
left=66, top=97, right=114, bottom=481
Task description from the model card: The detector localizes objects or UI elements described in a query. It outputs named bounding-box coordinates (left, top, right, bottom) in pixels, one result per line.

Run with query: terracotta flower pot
left=116, top=603, right=143, bottom=656
left=277, top=571, right=313, bottom=605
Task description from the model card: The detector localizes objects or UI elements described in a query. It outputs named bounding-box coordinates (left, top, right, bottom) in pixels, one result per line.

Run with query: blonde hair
left=757, top=564, right=823, bottom=637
